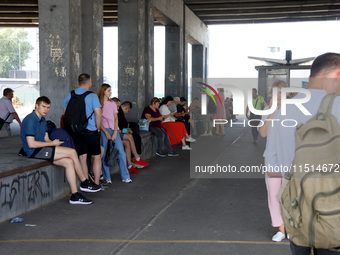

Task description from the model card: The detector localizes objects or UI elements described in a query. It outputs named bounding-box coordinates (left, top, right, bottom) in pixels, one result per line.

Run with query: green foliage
left=0, top=28, right=34, bottom=78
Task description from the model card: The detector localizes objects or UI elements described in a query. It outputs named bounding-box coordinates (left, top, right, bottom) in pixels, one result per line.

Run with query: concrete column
left=118, top=0, right=154, bottom=122
left=192, top=44, right=204, bottom=78
left=39, top=0, right=82, bottom=124
left=82, top=0, right=103, bottom=92
left=165, top=25, right=183, bottom=97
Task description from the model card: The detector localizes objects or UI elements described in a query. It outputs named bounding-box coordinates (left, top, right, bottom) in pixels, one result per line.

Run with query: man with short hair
left=21, top=96, right=100, bottom=205
left=0, top=88, right=22, bottom=137
left=274, top=52, right=340, bottom=254
left=63, top=73, right=103, bottom=187
left=246, top=88, right=265, bottom=144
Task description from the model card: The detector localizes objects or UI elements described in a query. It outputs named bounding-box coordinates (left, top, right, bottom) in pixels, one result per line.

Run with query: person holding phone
left=114, top=99, right=149, bottom=173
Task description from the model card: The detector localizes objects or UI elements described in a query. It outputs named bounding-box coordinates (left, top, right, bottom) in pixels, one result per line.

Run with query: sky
left=208, top=20, right=340, bottom=78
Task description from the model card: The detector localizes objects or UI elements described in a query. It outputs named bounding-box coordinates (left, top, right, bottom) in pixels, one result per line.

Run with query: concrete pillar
left=192, top=44, right=204, bottom=78
left=165, top=25, right=183, bottom=97
left=118, top=0, right=154, bottom=122
left=82, top=0, right=103, bottom=92
left=39, top=0, right=82, bottom=124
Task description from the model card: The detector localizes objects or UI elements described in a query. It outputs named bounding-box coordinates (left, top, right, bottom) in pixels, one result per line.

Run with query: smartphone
left=122, top=128, right=128, bottom=134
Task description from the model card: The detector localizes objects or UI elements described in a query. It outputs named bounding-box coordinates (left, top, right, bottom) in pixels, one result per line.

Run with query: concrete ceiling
left=1, top=0, right=340, bottom=27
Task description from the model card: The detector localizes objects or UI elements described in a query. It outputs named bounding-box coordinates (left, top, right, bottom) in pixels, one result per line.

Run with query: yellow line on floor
left=0, top=239, right=289, bottom=245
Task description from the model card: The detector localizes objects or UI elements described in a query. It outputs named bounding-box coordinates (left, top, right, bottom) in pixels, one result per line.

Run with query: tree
left=0, top=28, right=34, bottom=78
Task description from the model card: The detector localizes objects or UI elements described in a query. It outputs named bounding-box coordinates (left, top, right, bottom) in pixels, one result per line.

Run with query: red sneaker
left=128, top=165, right=140, bottom=174
left=133, top=158, right=149, bottom=168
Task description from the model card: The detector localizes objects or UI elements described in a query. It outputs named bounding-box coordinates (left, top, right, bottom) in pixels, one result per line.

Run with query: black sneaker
left=156, top=152, right=167, bottom=157
left=80, top=179, right=101, bottom=193
left=69, top=192, right=92, bottom=205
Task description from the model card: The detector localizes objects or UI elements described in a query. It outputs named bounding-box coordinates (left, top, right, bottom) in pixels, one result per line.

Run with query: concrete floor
left=0, top=123, right=291, bottom=255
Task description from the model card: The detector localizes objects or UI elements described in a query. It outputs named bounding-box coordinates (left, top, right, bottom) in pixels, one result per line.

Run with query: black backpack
left=63, top=90, right=94, bottom=133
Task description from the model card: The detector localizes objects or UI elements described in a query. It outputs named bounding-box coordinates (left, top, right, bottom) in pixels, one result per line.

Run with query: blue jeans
left=100, top=128, right=130, bottom=181
left=149, top=127, right=173, bottom=154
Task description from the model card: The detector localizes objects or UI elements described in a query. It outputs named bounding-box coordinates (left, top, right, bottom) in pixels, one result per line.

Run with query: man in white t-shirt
left=274, top=53, right=340, bottom=254
left=0, top=88, right=21, bottom=137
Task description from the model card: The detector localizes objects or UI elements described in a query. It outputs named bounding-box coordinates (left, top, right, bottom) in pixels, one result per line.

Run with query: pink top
left=102, top=100, right=118, bottom=130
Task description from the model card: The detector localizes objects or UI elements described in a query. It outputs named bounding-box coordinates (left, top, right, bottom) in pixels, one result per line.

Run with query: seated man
left=118, top=101, right=149, bottom=169
left=20, top=96, right=100, bottom=205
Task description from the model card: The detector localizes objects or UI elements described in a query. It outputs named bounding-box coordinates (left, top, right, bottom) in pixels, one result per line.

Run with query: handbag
left=104, top=140, right=119, bottom=167
left=138, top=119, right=150, bottom=131
left=0, top=113, right=11, bottom=130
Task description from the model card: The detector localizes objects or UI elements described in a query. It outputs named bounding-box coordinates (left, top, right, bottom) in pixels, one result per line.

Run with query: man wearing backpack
left=273, top=53, right=340, bottom=254
left=63, top=73, right=103, bottom=187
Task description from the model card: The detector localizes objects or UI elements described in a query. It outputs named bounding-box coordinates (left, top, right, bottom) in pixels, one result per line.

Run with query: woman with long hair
left=97, top=84, right=132, bottom=184
left=141, top=97, right=179, bottom=157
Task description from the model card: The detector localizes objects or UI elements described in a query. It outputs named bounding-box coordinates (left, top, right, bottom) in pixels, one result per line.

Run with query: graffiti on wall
left=0, top=170, right=50, bottom=209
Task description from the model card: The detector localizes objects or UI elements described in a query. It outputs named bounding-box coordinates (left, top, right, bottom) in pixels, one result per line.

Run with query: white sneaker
left=272, top=231, right=285, bottom=242
left=186, top=137, right=196, bottom=143
left=122, top=178, right=132, bottom=183
left=182, top=145, right=192, bottom=150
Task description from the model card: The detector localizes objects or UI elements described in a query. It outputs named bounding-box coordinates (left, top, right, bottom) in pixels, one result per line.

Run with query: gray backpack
left=278, top=93, right=340, bottom=251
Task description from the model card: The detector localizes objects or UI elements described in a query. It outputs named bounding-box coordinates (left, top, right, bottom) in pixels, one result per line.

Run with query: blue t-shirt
left=63, top=88, right=101, bottom=131
left=20, top=111, right=48, bottom=157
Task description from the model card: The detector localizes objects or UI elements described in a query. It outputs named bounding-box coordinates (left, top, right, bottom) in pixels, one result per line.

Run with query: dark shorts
left=29, top=146, right=56, bottom=163
left=71, top=130, right=101, bottom=156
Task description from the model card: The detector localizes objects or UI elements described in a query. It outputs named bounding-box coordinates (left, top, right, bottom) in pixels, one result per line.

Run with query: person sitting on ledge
left=141, top=97, right=179, bottom=157
left=117, top=100, right=149, bottom=170
left=20, top=96, right=100, bottom=205
left=159, top=96, right=195, bottom=151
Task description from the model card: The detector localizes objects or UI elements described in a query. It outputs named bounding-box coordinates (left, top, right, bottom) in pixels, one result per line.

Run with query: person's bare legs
left=92, top=154, right=101, bottom=185
left=122, top=140, right=132, bottom=166
left=123, top=134, right=139, bottom=159
left=278, top=224, right=285, bottom=234
left=53, top=157, right=78, bottom=194
left=79, top=154, right=88, bottom=178
left=181, top=137, right=187, bottom=146
left=54, top=146, right=87, bottom=182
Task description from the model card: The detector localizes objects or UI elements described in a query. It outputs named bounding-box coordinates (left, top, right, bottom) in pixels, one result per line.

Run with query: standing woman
left=97, top=84, right=132, bottom=184
left=259, top=80, right=288, bottom=242
left=213, top=88, right=226, bottom=136
left=141, top=97, right=179, bottom=157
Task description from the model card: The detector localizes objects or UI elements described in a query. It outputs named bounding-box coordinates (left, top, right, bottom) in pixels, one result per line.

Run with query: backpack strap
left=316, top=93, right=338, bottom=120
left=75, top=90, right=94, bottom=120
left=3, top=112, right=11, bottom=123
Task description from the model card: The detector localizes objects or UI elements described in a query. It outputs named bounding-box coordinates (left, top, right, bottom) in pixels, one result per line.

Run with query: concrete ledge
left=0, top=164, right=70, bottom=222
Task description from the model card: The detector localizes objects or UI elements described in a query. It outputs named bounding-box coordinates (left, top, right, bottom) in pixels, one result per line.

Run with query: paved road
left=0, top=124, right=290, bottom=255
